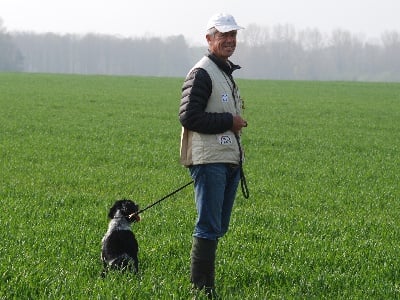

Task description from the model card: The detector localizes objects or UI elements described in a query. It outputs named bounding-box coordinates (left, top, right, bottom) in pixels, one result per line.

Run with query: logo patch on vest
left=221, top=93, right=229, bottom=103
left=217, top=135, right=233, bottom=145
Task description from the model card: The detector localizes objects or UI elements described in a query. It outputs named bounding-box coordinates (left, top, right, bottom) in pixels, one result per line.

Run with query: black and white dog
left=101, top=199, right=140, bottom=277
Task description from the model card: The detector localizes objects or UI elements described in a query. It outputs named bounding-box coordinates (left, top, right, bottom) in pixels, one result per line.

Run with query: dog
left=101, top=199, right=140, bottom=277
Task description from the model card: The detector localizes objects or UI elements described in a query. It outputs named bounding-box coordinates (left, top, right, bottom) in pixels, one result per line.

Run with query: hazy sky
left=1, top=0, right=399, bottom=45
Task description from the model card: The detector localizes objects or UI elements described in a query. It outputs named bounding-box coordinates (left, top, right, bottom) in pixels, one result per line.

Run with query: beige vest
left=180, top=56, right=243, bottom=166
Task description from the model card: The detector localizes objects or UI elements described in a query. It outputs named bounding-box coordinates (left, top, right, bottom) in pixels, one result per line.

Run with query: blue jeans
left=189, top=163, right=241, bottom=240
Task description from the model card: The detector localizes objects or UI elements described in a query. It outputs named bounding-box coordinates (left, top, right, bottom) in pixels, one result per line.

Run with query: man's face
left=207, top=30, right=238, bottom=61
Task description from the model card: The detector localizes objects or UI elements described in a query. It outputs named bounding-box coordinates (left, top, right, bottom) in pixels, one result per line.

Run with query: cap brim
left=215, top=25, right=244, bottom=33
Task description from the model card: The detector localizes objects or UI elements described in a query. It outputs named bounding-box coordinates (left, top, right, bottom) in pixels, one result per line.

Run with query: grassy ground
left=1, top=73, right=399, bottom=299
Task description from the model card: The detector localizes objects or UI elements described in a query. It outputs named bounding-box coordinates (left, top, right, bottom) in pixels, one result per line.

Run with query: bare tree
left=298, top=28, right=326, bottom=51
left=0, top=17, right=24, bottom=71
left=381, top=30, right=400, bottom=48
left=240, top=23, right=270, bottom=46
left=381, top=30, right=400, bottom=79
left=272, top=23, right=296, bottom=42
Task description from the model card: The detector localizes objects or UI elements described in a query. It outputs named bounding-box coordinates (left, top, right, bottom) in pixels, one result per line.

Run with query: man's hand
left=231, top=115, right=248, bottom=134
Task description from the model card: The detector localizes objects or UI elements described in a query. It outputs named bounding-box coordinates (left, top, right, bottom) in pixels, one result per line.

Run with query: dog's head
left=108, top=199, right=140, bottom=223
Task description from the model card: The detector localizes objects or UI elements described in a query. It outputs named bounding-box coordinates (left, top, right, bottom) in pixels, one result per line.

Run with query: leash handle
left=240, top=165, right=250, bottom=199
left=235, top=133, right=250, bottom=199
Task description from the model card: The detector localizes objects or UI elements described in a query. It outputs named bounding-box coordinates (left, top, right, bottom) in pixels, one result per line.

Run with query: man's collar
left=206, top=52, right=241, bottom=75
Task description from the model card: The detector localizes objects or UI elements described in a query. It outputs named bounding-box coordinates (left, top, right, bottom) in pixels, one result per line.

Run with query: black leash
left=222, top=68, right=249, bottom=199
left=235, top=133, right=250, bottom=199
left=129, top=180, right=194, bottom=218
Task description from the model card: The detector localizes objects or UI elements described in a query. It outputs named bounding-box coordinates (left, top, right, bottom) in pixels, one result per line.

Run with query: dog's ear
left=108, top=201, right=121, bottom=219
left=108, top=206, right=116, bottom=219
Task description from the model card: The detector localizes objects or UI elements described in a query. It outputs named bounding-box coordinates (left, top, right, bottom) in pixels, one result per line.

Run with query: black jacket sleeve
left=179, top=67, right=233, bottom=134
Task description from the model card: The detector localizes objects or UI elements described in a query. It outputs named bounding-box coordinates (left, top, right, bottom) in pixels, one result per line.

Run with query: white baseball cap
left=206, top=13, right=244, bottom=33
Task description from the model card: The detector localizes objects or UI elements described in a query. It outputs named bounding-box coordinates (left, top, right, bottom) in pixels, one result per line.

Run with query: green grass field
left=1, top=72, right=399, bottom=299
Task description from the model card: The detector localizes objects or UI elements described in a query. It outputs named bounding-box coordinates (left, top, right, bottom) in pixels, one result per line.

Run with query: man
left=178, top=13, right=247, bottom=298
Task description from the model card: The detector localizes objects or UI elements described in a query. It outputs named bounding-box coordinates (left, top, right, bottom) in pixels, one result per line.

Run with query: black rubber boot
left=190, top=237, right=218, bottom=298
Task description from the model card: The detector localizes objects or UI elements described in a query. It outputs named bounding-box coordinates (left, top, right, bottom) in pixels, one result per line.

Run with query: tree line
left=238, top=24, right=400, bottom=81
left=1, top=18, right=400, bottom=81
